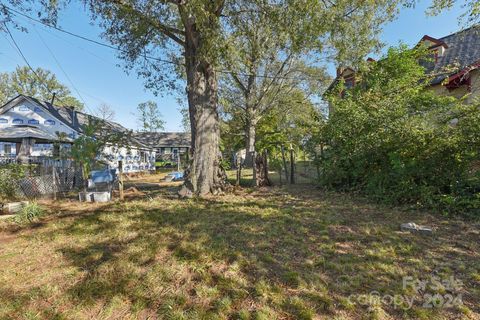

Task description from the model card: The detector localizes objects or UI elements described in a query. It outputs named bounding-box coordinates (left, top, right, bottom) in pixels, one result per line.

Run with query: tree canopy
left=1, top=0, right=406, bottom=196
left=0, top=66, right=84, bottom=110
left=316, top=45, right=480, bottom=215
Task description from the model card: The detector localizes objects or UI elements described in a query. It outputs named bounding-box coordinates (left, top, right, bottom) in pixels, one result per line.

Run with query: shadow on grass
left=1, top=184, right=479, bottom=319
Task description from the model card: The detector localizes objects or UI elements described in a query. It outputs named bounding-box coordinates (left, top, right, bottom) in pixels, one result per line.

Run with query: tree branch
left=230, top=72, right=248, bottom=93
left=110, top=0, right=186, bottom=47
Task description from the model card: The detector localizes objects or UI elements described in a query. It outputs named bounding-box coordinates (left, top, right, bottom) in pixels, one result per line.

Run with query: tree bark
left=178, top=22, right=226, bottom=197
left=244, top=117, right=256, bottom=166
left=255, top=150, right=271, bottom=187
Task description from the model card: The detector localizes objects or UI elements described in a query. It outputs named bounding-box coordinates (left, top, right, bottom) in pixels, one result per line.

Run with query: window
left=34, top=107, right=43, bottom=112
left=44, top=119, right=55, bottom=125
left=19, top=106, right=29, bottom=111
left=12, top=119, right=24, bottom=124
left=28, top=119, right=39, bottom=125
left=0, top=118, right=7, bottom=124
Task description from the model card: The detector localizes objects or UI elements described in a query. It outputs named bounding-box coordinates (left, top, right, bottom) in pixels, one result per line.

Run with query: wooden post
left=290, top=147, right=295, bottom=184
left=118, top=160, right=124, bottom=201
left=281, top=145, right=289, bottom=183
left=252, top=150, right=257, bottom=187
left=52, top=166, right=57, bottom=200
left=235, top=155, right=242, bottom=186
left=177, top=152, right=181, bottom=172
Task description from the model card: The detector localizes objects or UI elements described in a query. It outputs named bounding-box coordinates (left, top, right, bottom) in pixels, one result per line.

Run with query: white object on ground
left=400, top=222, right=433, bottom=234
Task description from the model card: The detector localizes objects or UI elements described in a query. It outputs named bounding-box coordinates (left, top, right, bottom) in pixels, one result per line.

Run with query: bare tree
left=95, top=102, right=116, bottom=121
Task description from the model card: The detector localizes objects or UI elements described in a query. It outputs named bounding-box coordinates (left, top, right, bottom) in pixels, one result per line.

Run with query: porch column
left=17, top=138, right=35, bottom=164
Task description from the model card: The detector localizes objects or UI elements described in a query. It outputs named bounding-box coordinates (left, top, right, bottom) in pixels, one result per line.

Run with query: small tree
left=137, top=101, right=165, bottom=132
left=70, top=118, right=126, bottom=192
left=70, top=120, right=105, bottom=192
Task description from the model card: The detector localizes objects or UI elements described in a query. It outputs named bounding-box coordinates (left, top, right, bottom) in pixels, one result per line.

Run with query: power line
left=2, top=4, right=175, bottom=65
left=3, top=21, right=73, bottom=107
left=33, top=25, right=94, bottom=114
left=1, top=4, right=320, bottom=82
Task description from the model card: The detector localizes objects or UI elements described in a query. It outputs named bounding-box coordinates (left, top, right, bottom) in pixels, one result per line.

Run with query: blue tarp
left=167, top=171, right=184, bottom=180
left=91, top=169, right=116, bottom=183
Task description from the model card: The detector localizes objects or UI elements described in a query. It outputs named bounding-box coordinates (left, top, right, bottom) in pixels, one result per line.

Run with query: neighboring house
left=0, top=95, right=155, bottom=173
left=134, top=132, right=191, bottom=161
left=328, top=26, right=480, bottom=106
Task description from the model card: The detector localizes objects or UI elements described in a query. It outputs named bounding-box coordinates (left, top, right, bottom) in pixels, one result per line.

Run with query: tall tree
left=137, top=100, right=165, bottom=132
left=1, top=0, right=404, bottom=196
left=0, top=66, right=84, bottom=110
left=427, top=0, right=480, bottom=27
left=219, top=0, right=393, bottom=185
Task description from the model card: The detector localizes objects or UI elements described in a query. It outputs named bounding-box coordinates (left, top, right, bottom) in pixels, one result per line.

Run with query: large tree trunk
left=244, top=118, right=256, bottom=166
left=255, top=150, right=271, bottom=187
left=178, top=26, right=226, bottom=197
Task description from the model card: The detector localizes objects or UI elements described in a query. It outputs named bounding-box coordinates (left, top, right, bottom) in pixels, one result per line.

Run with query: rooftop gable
left=0, top=95, right=150, bottom=148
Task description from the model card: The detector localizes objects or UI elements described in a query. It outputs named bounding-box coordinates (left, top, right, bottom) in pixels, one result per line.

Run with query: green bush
left=318, top=45, right=480, bottom=216
left=15, top=202, right=45, bottom=223
left=0, top=164, right=26, bottom=203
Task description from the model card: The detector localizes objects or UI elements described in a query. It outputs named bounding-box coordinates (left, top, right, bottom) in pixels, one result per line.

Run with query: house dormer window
left=418, top=35, right=448, bottom=64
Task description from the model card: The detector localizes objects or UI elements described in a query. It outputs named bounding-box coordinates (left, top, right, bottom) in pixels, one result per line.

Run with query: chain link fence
left=0, top=157, right=85, bottom=200
left=16, top=166, right=84, bottom=199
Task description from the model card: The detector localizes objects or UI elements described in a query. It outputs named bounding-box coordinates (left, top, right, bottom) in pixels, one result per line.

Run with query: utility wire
left=33, top=24, right=94, bottom=114
left=2, top=4, right=175, bottom=65
left=3, top=21, right=73, bottom=108
left=1, top=4, right=320, bottom=81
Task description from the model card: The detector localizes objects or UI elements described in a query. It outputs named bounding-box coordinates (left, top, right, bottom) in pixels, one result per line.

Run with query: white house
left=0, top=95, right=155, bottom=173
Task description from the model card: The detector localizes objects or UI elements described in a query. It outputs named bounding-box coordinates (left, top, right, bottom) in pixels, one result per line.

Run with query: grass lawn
left=0, top=174, right=479, bottom=319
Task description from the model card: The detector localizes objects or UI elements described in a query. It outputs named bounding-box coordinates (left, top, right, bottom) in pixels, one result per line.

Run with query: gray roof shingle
left=326, top=26, right=480, bottom=92
left=1, top=95, right=149, bottom=148
left=424, top=25, right=480, bottom=84
left=133, top=132, right=191, bottom=148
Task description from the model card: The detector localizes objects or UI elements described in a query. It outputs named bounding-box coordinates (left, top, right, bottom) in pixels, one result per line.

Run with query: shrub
left=0, top=164, right=26, bottom=203
left=317, top=45, right=480, bottom=216
left=15, top=202, right=45, bottom=223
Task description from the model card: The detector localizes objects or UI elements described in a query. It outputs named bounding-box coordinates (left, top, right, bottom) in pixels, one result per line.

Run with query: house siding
left=428, top=69, right=480, bottom=103
left=0, top=96, right=156, bottom=173
left=0, top=100, right=77, bottom=139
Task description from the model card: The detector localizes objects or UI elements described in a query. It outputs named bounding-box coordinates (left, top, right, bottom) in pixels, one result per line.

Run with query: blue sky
left=0, top=1, right=465, bottom=131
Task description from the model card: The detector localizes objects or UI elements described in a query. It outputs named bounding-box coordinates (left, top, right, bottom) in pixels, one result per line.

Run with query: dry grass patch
left=0, top=183, right=479, bottom=319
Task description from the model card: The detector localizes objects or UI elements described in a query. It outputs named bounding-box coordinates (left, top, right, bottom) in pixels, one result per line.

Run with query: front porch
left=0, top=125, right=73, bottom=166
